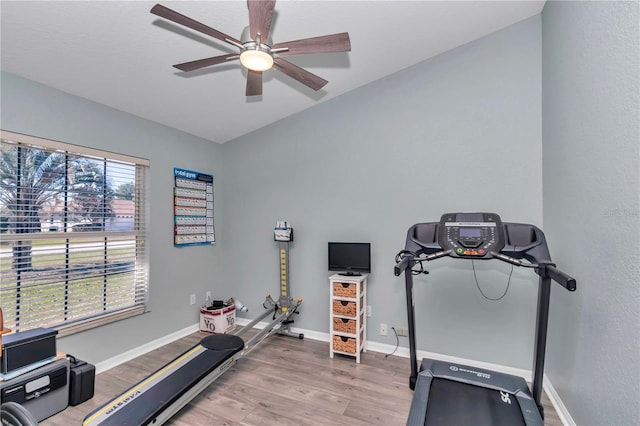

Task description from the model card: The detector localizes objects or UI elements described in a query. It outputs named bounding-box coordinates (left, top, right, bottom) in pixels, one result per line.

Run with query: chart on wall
left=173, top=167, right=215, bottom=246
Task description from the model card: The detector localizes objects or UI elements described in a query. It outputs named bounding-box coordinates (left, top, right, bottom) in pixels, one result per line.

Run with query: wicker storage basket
left=333, top=335, right=357, bottom=353
left=333, top=331, right=364, bottom=354
left=332, top=300, right=356, bottom=317
left=333, top=317, right=356, bottom=334
left=333, top=282, right=357, bottom=298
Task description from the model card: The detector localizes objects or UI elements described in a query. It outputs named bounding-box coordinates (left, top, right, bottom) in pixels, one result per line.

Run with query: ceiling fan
left=150, top=1, right=351, bottom=96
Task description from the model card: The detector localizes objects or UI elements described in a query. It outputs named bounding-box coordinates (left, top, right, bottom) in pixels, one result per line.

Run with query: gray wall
left=542, top=1, right=639, bottom=425
left=220, top=16, right=544, bottom=369
left=1, top=71, right=224, bottom=363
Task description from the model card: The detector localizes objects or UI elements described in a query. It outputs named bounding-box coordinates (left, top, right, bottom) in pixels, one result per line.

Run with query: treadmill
left=393, top=213, right=576, bottom=426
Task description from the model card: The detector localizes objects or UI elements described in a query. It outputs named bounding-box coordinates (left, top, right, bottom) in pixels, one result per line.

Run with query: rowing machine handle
left=546, top=265, right=577, bottom=291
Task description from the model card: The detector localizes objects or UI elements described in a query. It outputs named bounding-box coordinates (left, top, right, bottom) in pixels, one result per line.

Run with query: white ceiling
left=1, top=1, right=545, bottom=143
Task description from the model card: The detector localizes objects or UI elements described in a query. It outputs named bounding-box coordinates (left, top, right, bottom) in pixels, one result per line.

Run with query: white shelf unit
left=329, top=273, right=367, bottom=363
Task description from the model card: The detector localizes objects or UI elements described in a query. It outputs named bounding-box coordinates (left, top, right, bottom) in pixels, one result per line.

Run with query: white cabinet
left=329, top=273, right=367, bottom=363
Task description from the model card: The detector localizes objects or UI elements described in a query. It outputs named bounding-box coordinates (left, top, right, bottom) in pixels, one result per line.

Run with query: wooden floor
left=42, top=330, right=562, bottom=426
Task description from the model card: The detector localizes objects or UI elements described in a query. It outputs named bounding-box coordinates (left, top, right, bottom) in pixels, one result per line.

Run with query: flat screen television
left=328, top=242, right=371, bottom=276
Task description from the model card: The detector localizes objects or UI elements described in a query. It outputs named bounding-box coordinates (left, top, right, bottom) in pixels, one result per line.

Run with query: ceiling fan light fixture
left=151, top=2, right=351, bottom=96
left=240, top=48, right=274, bottom=71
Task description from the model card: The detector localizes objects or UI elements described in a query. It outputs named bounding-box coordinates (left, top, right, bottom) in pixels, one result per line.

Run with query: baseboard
left=95, top=319, right=574, bottom=426
left=237, top=318, right=526, bottom=375
left=543, top=376, right=576, bottom=426
left=94, top=323, right=199, bottom=374
left=235, top=317, right=329, bottom=342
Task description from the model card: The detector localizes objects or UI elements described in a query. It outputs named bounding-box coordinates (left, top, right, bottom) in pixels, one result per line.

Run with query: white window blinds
left=0, top=130, right=149, bottom=336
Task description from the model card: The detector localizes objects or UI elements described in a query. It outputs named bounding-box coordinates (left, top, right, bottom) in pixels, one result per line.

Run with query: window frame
left=0, top=130, right=150, bottom=337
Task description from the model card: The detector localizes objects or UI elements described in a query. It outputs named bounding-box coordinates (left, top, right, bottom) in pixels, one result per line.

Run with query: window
left=0, top=130, right=149, bottom=336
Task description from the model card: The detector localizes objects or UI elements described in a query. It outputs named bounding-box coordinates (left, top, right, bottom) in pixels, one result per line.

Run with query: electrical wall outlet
left=366, top=305, right=372, bottom=317
left=205, top=291, right=211, bottom=301
left=190, top=294, right=196, bottom=305
left=380, top=323, right=388, bottom=336
left=396, top=327, right=409, bottom=337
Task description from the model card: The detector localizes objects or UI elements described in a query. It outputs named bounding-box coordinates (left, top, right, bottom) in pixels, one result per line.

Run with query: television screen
left=328, top=242, right=371, bottom=276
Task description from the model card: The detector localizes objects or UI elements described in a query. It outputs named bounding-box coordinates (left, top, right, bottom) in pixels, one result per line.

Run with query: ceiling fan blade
left=272, top=32, right=351, bottom=56
left=150, top=4, right=241, bottom=46
left=246, top=70, right=263, bottom=96
left=173, top=54, right=239, bottom=72
left=248, top=0, right=276, bottom=42
left=273, top=57, right=328, bottom=91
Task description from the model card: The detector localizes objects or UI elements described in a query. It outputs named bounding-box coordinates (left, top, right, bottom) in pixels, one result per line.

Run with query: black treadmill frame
left=394, top=215, right=576, bottom=418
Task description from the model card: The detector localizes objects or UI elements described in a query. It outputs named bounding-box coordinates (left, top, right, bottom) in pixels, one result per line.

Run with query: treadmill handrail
left=394, top=254, right=412, bottom=276
left=545, top=264, right=577, bottom=291
left=395, top=251, right=576, bottom=293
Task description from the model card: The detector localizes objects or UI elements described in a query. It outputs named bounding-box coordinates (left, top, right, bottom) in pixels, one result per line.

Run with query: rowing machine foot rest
left=201, top=334, right=244, bottom=351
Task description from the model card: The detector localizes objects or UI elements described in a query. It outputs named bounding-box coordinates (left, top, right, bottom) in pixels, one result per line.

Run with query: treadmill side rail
left=406, top=368, right=433, bottom=426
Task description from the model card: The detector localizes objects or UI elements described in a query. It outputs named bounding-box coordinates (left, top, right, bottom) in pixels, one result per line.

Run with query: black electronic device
left=328, top=242, right=371, bottom=276
left=0, top=358, right=69, bottom=422
left=437, top=212, right=504, bottom=258
left=1, top=328, right=58, bottom=374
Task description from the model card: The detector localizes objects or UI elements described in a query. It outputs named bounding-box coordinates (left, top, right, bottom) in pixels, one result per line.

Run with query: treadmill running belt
left=424, top=378, right=526, bottom=426
left=83, top=334, right=244, bottom=426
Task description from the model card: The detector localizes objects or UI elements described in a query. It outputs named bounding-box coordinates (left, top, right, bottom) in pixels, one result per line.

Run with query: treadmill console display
left=438, top=212, right=505, bottom=258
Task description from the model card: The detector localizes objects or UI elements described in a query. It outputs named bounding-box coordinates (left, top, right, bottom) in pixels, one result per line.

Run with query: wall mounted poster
left=173, top=167, right=215, bottom=246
